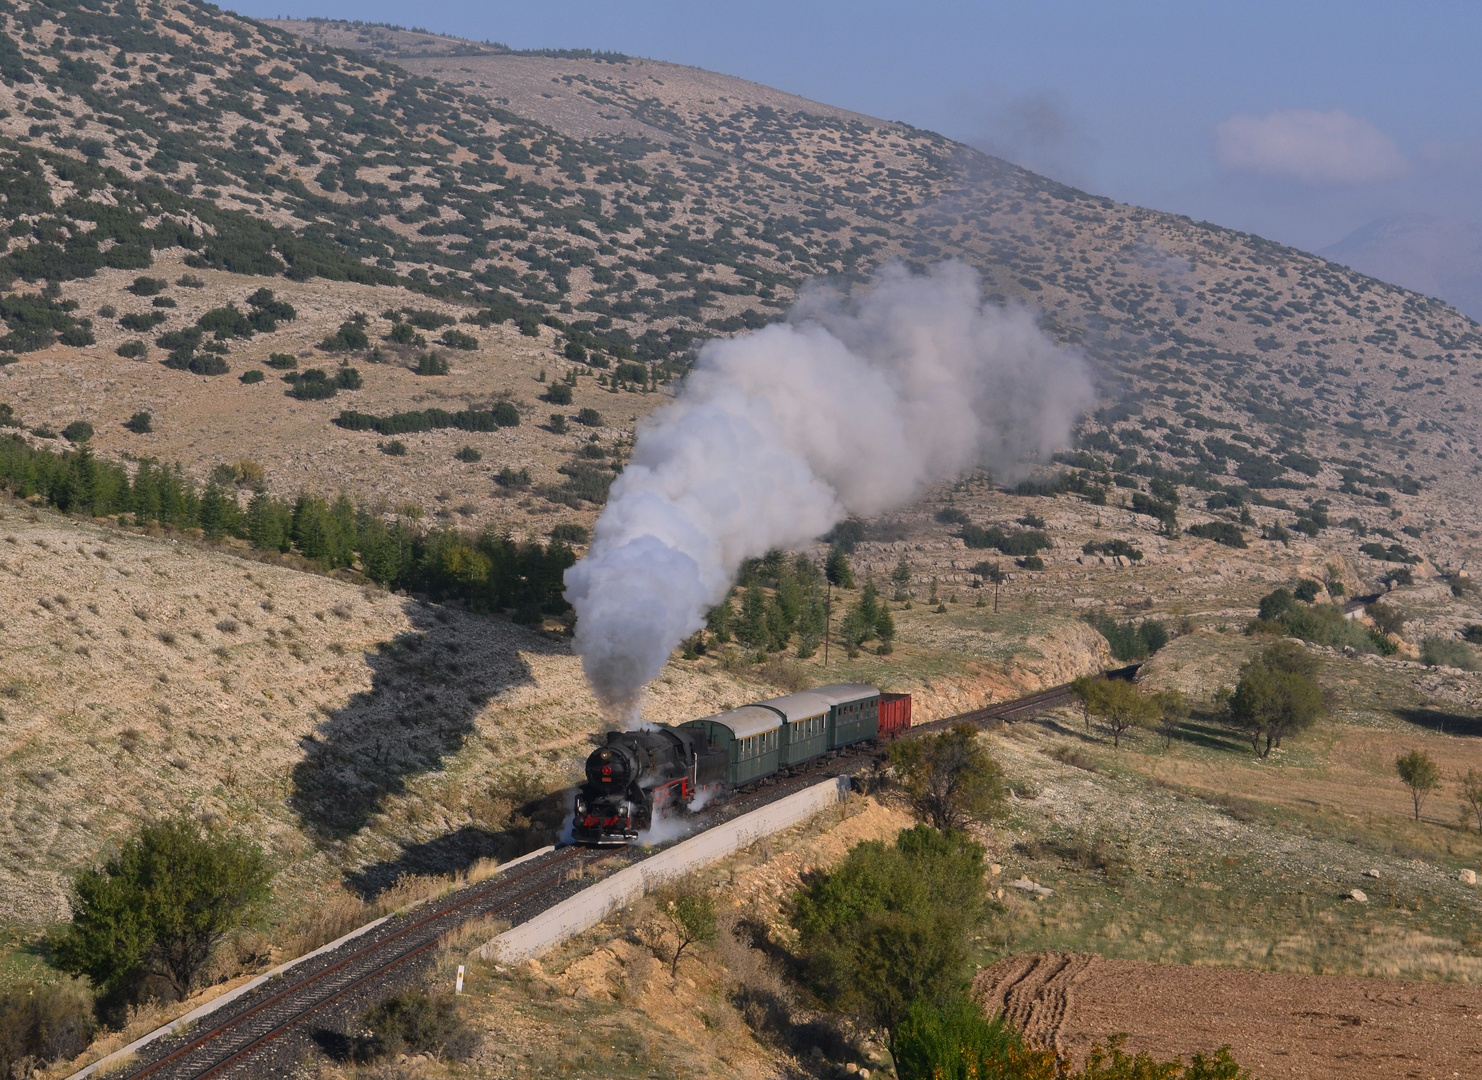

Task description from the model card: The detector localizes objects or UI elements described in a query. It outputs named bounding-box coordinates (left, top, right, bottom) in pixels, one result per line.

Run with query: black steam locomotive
left=573, top=683, right=910, bottom=845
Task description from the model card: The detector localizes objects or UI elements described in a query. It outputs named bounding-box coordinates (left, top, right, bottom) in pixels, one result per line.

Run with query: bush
left=454, top=446, right=482, bottom=462
left=119, top=311, right=167, bottom=331
left=1087, top=615, right=1168, bottom=661
left=438, top=329, right=479, bottom=350
left=496, top=466, right=531, bottom=488
left=48, top=817, right=271, bottom=1017
left=176, top=274, right=205, bottom=288
left=544, top=381, right=573, bottom=405
left=1185, top=521, right=1247, bottom=547
left=549, top=522, right=589, bottom=544
left=266, top=352, right=297, bottom=369
left=1421, top=637, right=1479, bottom=670
left=960, top=524, right=1051, bottom=555
left=415, top=351, right=449, bottom=376
left=128, top=276, right=166, bottom=296
left=388, top=321, right=420, bottom=345
left=548, top=413, right=567, bottom=433
left=379, top=440, right=407, bottom=456
left=1017, top=554, right=1044, bottom=570
left=334, top=367, right=363, bottom=390
left=116, top=339, right=147, bottom=359
left=0, top=353, right=17, bottom=366
left=935, top=507, right=969, bottom=525
left=889, top=726, right=1006, bottom=829
left=403, top=308, right=455, bottom=330
left=0, top=980, right=95, bottom=1078
left=61, top=421, right=93, bottom=443
left=792, top=826, right=987, bottom=1030
left=285, top=369, right=337, bottom=400
left=892, top=998, right=1023, bottom=1080
left=575, top=407, right=602, bottom=426
left=320, top=322, right=369, bottom=351
left=1366, top=601, right=1405, bottom=637
left=356, top=989, right=475, bottom=1063
left=239, top=369, right=264, bottom=384
left=1082, top=539, right=1143, bottom=561
left=187, top=353, right=229, bottom=376
left=125, top=411, right=152, bottom=434
left=1293, top=579, right=1321, bottom=603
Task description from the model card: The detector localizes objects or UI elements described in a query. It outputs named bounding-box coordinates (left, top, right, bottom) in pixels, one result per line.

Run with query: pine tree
left=825, top=546, right=855, bottom=589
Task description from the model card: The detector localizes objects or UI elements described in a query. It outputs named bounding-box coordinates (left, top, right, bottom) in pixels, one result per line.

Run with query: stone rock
left=989, top=863, right=1003, bottom=876
left=1009, top=876, right=1054, bottom=897
left=1349, top=889, right=1368, bottom=903
left=846, top=1064, right=859, bottom=1075
left=1461, top=869, right=1477, bottom=885
left=1364, top=868, right=1381, bottom=878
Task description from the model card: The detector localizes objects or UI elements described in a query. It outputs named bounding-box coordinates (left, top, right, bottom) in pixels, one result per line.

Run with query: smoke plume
left=564, top=261, right=1093, bottom=719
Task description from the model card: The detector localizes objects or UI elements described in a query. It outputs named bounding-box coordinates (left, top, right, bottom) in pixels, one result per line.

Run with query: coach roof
left=754, top=690, right=833, bottom=724
left=811, top=683, right=881, bottom=705
left=690, top=705, right=782, bottom=740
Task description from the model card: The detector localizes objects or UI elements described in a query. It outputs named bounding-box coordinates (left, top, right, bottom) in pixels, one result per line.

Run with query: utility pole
left=823, top=580, right=832, bottom=665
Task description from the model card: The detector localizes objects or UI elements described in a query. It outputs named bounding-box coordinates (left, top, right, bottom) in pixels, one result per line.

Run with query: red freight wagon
left=877, top=693, right=912, bottom=739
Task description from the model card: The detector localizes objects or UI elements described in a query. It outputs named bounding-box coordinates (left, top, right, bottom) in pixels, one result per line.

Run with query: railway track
left=103, top=845, right=622, bottom=1080
left=96, top=667, right=1124, bottom=1079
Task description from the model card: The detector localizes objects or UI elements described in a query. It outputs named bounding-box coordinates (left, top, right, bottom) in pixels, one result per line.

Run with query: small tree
left=49, top=817, right=271, bottom=1016
left=125, top=411, right=152, bottom=434
left=1070, top=674, right=1098, bottom=731
left=1461, top=768, right=1482, bottom=831
left=1366, top=601, right=1405, bottom=638
left=891, top=555, right=913, bottom=600
left=889, top=725, right=1006, bottom=831
left=655, top=885, right=716, bottom=976
left=1087, top=679, right=1158, bottom=749
left=1227, top=641, right=1325, bottom=758
left=1153, top=689, right=1189, bottom=749
left=825, top=546, right=854, bottom=589
left=1395, top=750, right=1440, bottom=821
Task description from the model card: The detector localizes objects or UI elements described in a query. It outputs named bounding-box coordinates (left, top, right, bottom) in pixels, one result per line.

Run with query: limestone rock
left=1348, top=889, right=1368, bottom=903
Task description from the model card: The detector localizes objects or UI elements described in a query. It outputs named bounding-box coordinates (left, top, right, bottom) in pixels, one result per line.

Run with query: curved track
left=104, top=669, right=1121, bottom=1079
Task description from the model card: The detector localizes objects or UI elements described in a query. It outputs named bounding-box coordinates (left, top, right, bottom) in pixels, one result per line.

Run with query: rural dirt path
left=975, top=951, right=1482, bottom=1078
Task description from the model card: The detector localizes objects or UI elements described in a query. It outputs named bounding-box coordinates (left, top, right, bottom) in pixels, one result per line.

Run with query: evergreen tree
left=735, top=583, right=769, bottom=649
left=825, top=546, right=855, bottom=589
left=705, top=596, right=733, bottom=643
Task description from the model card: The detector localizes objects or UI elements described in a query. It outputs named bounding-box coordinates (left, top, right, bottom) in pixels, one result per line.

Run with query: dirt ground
left=976, top=951, right=1482, bottom=1079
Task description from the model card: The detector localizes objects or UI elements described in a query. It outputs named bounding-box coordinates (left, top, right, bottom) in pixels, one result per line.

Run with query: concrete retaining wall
left=479, top=775, right=853, bottom=964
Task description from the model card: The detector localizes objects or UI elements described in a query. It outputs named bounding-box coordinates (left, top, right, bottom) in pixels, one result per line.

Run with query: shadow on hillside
left=1394, top=707, right=1482, bottom=738
left=289, top=602, right=559, bottom=842
left=1170, top=718, right=1250, bottom=753
left=344, top=785, right=571, bottom=900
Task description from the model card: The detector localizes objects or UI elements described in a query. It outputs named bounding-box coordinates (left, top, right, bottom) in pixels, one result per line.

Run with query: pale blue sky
left=226, top=1, right=1482, bottom=254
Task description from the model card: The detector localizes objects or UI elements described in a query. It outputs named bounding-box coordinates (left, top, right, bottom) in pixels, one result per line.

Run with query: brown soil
left=975, top=951, right=1482, bottom=1078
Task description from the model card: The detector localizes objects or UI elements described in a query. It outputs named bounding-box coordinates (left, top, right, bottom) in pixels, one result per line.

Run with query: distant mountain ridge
left=1323, top=214, right=1482, bottom=322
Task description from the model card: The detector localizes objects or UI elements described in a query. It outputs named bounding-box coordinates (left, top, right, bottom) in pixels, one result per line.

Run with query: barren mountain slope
left=0, top=3, right=1475, bottom=579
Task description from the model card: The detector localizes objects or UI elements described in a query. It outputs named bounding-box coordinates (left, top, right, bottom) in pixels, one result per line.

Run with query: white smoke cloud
left=564, top=261, right=1093, bottom=719
left=1214, top=108, right=1409, bottom=185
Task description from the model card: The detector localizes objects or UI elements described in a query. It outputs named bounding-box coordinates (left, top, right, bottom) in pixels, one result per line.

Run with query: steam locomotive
left=573, top=683, right=912, bottom=844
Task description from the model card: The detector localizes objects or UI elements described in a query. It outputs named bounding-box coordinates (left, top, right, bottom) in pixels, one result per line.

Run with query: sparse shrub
left=116, top=339, right=147, bottom=359
left=320, top=322, right=368, bottom=351
left=61, top=420, right=93, bottom=443
left=1421, top=637, right=1479, bottom=670
left=175, top=274, right=205, bottom=288
left=128, top=276, right=166, bottom=297
left=187, top=353, right=229, bottom=376
left=497, top=466, right=531, bottom=488
left=935, top=507, right=969, bottom=525
left=388, top=321, right=420, bottom=345
left=454, top=446, right=482, bottom=462
left=334, top=366, right=362, bottom=390
left=1461, top=768, right=1482, bottom=831
left=120, top=310, right=167, bottom=331
left=415, top=351, right=449, bottom=376
left=125, top=411, right=152, bottom=434
left=285, top=369, right=337, bottom=400
left=543, top=381, right=573, bottom=405
left=548, top=412, right=567, bottom=433
left=355, top=988, right=476, bottom=1063
left=0, top=353, right=17, bottom=367
left=266, top=352, right=297, bottom=369
left=575, top=407, right=602, bottom=427
left=651, top=884, right=717, bottom=975
left=438, top=329, right=478, bottom=350
left=1186, top=521, right=1247, bottom=547
left=0, top=980, right=96, bottom=1077
left=239, top=369, right=264, bottom=384
left=1366, top=600, right=1405, bottom=637
left=379, top=440, right=408, bottom=456
left=97, top=304, right=117, bottom=319
left=549, top=522, right=589, bottom=545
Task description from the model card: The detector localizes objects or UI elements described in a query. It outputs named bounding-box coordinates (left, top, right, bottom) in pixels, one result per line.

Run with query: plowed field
left=975, top=952, right=1482, bottom=1079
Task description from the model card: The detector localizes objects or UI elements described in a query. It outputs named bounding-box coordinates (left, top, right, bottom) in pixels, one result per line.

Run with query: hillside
left=0, top=3, right=1473, bottom=574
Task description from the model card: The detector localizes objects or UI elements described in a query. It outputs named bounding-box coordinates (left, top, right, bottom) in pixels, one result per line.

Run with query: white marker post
left=456, top=965, right=465, bottom=994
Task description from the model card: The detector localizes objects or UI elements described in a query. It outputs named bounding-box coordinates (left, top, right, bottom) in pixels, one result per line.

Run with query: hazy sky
left=228, top=1, right=1482, bottom=255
